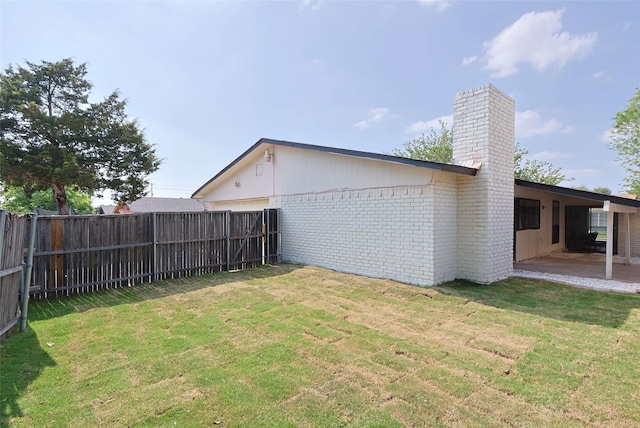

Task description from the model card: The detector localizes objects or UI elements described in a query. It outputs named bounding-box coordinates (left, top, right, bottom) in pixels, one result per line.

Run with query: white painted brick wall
left=267, top=84, right=516, bottom=286
left=617, top=212, right=640, bottom=258
left=433, top=176, right=457, bottom=283
left=453, top=85, right=515, bottom=283
left=274, top=180, right=457, bottom=286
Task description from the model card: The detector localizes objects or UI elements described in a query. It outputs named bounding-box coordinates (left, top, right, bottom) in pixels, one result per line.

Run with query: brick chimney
left=452, top=85, right=515, bottom=283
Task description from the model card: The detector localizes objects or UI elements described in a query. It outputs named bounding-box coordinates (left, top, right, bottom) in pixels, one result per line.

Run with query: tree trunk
left=52, top=184, right=70, bottom=215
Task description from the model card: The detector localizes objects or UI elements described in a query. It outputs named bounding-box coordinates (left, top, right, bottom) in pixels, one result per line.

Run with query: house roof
left=127, top=197, right=207, bottom=213
left=192, top=137, right=478, bottom=198
left=98, top=205, right=116, bottom=214
left=615, top=193, right=639, bottom=200
left=516, top=179, right=640, bottom=209
left=98, top=199, right=205, bottom=214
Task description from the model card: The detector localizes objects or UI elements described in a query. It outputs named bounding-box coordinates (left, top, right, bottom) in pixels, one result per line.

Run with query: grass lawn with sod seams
left=2, top=264, right=640, bottom=426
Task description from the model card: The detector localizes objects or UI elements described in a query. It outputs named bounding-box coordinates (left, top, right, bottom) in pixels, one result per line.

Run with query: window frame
left=515, top=198, right=541, bottom=231
left=552, top=200, right=560, bottom=244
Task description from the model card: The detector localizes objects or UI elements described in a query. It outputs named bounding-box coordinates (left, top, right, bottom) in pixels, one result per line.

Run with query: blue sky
left=2, top=0, right=639, bottom=203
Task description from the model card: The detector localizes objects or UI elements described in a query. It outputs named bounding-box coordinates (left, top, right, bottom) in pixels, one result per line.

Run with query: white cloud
left=407, top=111, right=570, bottom=139
left=354, top=107, right=390, bottom=130
left=600, top=128, right=615, bottom=144
left=515, top=110, right=572, bottom=138
left=301, top=0, right=324, bottom=11
left=484, top=9, right=597, bottom=78
left=592, top=70, right=606, bottom=79
left=462, top=56, right=478, bottom=66
left=417, top=0, right=453, bottom=13
left=406, top=114, right=453, bottom=134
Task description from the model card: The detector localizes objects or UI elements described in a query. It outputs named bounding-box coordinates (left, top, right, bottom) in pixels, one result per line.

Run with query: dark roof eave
left=515, top=179, right=640, bottom=209
left=192, top=137, right=477, bottom=197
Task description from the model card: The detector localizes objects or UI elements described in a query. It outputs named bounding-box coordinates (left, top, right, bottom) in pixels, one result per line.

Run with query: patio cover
left=516, top=180, right=640, bottom=280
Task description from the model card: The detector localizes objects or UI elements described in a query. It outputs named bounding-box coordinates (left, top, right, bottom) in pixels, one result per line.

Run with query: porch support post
left=624, top=213, right=631, bottom=265
left=605, top=207, right=614, bottom=280
left=603, top=200, right=638, bottom=276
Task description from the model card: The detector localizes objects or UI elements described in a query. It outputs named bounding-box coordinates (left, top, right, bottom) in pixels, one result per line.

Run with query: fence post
left=226, top=211, right=231, bottom=271
left=152, top=212, right=158, bottom=283
left=265, top=209, right=269, bottom=264
left=0, top=211, right=6, bottom=271
left=21, top=212, right=37, bottom=331
left=277, top=208, right=281, bottom=263
left=0, top=211, right=8, bottom=335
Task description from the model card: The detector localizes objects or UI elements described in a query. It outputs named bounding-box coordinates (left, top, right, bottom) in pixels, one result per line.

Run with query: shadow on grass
left=0, top=328, right=56, bottom=421
left=28, top=265, right=298, bottom=322
left=436, top=276, right=640, bottom=328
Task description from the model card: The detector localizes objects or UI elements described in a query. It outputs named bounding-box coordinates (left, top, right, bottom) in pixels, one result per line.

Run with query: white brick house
left=193, top=85, right=640, bottom=285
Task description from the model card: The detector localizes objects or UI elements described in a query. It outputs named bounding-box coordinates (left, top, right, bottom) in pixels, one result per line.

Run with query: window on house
left=552, top=200, right=560, bottom=244
left=589, top=208, right=606, bottom=242
left=515, top=198, right=540, bottom=231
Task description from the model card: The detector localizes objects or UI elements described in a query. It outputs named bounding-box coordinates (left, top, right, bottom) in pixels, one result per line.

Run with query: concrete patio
left=514, top=252, right=640, bottom=285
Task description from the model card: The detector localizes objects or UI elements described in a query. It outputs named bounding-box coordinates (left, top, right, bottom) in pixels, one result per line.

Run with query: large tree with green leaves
left=0, top=184, right=93, bottom=214
left=391, top=120, right=453, bottom=163
left=394, top=124, right=572, bottom=186
left=608, top=88, right=640, bottom=195
left=513, top=144, right=572, bottom=186
left=0, top=59, right=161, bottom=214
left=592, top=186, right=612, bottom=195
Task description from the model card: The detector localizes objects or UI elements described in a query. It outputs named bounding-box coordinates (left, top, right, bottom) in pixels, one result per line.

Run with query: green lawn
left=2, top=265, right=640, bottom=427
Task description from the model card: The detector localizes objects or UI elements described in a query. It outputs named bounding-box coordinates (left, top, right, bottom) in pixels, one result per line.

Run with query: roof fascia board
left=516, top=179, right=640, bottom=209
left=263, top=138, right=477, bottom=175
left=192, top=139, right=267, bottom=197
left=192, top=137, right=477, bottom=197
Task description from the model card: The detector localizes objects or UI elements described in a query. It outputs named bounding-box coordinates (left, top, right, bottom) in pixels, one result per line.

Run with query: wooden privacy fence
left=29, top=209, right=279, bottom=299
left=0, top=211, right=32, bottom=341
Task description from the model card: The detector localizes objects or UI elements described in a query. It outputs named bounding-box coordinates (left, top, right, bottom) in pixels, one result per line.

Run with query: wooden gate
left=0, top=212, right=28, bottom=341
left=227, top=209, right=279, bottom=270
